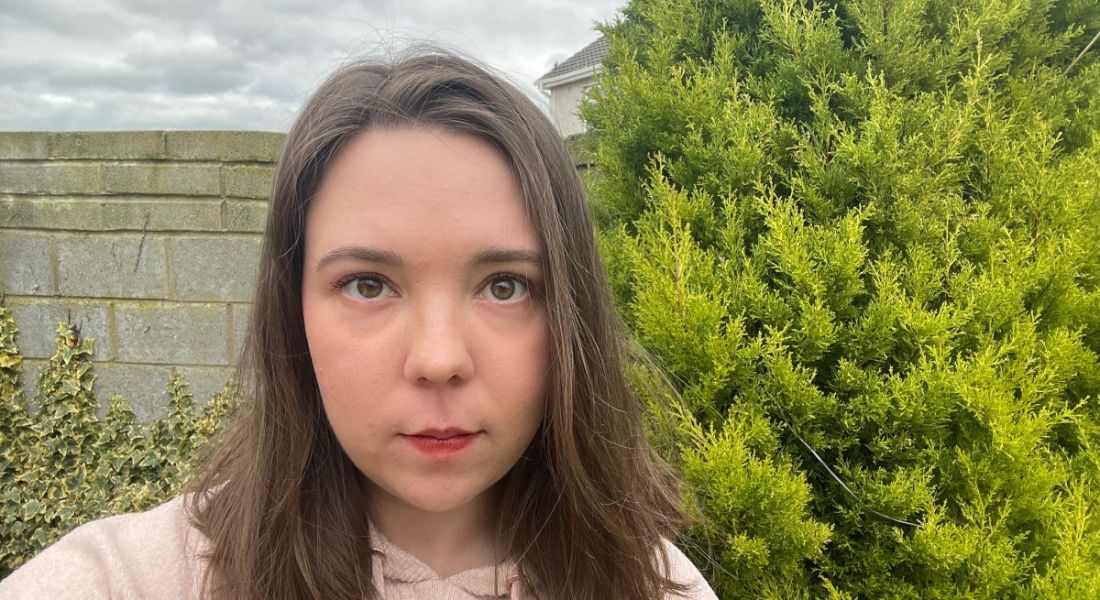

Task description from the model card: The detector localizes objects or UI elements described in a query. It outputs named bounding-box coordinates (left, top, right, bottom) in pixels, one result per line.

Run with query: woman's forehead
left=303, top=127, right=540, bottom=264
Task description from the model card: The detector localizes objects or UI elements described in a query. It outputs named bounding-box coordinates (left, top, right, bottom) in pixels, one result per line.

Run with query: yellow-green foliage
left=0, top=306, right=236, bottom=579
left=587, top=0, right=1100, bottom=597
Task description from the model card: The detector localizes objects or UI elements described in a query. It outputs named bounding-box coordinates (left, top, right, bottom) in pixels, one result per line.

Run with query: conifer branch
left=774, top=404, right=925, bottom=529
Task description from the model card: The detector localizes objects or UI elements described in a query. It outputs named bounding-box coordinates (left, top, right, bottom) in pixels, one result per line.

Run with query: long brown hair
left=188, top=47, right=687, bottom=600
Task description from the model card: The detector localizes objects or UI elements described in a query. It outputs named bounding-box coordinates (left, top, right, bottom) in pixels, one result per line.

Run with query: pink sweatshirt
left=0, top=496, right=718, bottom=599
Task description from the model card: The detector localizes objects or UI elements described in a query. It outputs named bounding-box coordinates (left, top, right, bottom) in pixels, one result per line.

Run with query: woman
left=0, top=49, right=716, bottom=600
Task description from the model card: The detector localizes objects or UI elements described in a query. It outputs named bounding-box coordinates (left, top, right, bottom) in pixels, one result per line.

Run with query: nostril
left=404, top=328, right=475, bottom=384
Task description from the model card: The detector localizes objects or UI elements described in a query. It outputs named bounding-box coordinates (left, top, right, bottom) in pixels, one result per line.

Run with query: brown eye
left=483, top=276, right=528, bottom=302
left=351, top=276, right=388, bottom=299
left=490, top=279, right=516, bottom=300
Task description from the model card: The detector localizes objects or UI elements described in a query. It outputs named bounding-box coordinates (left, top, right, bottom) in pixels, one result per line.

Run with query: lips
left=410, top=427, right=475, bottom=438
left=401, top=428, right=481, bottom=458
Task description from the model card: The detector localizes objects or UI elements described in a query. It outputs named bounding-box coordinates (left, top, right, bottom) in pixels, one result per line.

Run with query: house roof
left=536, top=36, right=609, bottom=88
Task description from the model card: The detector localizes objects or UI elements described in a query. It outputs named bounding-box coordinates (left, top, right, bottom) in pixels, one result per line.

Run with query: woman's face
left=301, top=126, right=550, bottom=517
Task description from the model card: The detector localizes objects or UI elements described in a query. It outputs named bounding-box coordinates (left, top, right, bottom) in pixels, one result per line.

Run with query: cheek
left=311, top=344, right=396, bottom=411
left=303, top=309, right=396, bottom=427
left=304, top=314, right=348, bottom=400
left=495, top=324, right=551, bottom=426
left=305, top=292, right=383, bottom=384
left=309, top=344, right=395, bottom=464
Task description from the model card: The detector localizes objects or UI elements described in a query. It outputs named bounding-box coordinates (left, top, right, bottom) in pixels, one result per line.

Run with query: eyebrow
left=471, top=248, right=542, bottom=267
left=315, top=247, right=542, bottom=270
left=316, top=247, right=403, bottom=269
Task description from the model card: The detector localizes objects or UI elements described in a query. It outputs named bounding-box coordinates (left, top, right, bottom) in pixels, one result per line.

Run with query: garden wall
left=0, top=131, right=282, bottom=420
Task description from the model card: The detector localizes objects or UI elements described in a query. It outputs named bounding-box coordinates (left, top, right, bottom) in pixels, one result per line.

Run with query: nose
left=403, top=300, right=475, bottom=384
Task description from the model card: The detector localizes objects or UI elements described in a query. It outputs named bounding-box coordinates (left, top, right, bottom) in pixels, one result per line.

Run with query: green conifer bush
left=0, top=307, right=236, bottom=578
left=585, top=0, right=1100, bottom=597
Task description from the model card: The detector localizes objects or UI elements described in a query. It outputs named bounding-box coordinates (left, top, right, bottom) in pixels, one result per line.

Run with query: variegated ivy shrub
left=585, top=0, right=1100, bottom=597
left=0, top=307, right=236, bottom=578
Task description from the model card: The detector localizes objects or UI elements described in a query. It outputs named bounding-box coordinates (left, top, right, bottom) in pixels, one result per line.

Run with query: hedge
left=0, top=307, right=235, bottom=579
left=584, top=0, right=1100, bottom=597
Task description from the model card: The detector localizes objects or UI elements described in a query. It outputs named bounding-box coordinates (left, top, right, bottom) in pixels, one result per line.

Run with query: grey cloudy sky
left=0, top=0, right=624, bottom=132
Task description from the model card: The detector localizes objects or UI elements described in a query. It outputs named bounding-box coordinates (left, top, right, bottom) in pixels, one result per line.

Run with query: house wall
left=0, top=131, right=281, bottom=420
left=548, top=78, right=591, bottom=137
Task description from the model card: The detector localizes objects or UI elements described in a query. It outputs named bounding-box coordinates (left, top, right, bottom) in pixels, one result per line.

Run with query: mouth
left=400, top=428, right=482, bottom=458
left=409, top=427, right=476, bottom=438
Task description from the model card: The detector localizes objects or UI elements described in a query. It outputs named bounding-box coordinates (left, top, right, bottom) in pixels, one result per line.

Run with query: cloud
left=0, top=0, right=624, bottom=131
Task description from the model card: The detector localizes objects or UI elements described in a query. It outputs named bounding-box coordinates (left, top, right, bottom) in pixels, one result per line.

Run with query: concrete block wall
left=0, top=131, right=283, bottom=420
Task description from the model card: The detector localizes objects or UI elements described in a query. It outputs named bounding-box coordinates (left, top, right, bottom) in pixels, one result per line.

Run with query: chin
left=408, top=495, right=481, bottom=513
left=384, top=477, right=496, bottom=514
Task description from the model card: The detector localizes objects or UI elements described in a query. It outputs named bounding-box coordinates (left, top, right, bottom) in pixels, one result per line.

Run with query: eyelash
left=331, top=272, right=390, bottom=298
left=330, top=272, right=534, bottom=301
left=480, top=273, right=532, bottom=303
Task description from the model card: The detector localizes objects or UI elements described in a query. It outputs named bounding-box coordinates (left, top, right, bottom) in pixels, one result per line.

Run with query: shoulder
left=657, top=537, right=719, bottom=600
left=0, top=495, right=208, bottom=600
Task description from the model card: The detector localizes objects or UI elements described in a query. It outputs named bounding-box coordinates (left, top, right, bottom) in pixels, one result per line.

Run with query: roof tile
left=538, top=36, right=609, bottom=84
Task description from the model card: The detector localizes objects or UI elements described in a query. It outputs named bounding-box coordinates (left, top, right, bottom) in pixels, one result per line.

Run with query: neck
left=366, top=483, right=501, bottom=578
